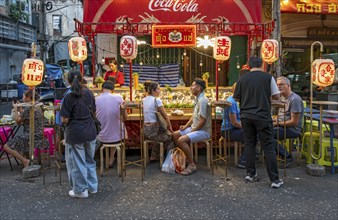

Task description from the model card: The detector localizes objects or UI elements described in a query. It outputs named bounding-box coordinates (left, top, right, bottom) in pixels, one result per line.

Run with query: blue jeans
left=274, top=127, right=300, bottom=158
left=242, top=118, right=279, bottom=182
left=222, top=128, right=244, bottom=143
left=65, top=140, right=98, bottom=194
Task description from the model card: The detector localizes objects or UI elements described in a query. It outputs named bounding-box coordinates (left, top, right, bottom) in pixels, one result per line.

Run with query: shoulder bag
left=88, top=106, right=101, bottom=135
left=83, top=97, right=101, bottom=135
left=154, top=98, right=168, bottom=130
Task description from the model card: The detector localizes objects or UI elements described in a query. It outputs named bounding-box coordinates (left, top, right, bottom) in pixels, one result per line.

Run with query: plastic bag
left=161, top=149, right=176, bottom=174
left=172, top=148, right=186, bottom=173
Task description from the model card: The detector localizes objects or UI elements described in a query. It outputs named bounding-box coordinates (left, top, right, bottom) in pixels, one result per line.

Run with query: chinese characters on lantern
left=68, top=37, right=88, bottom=62
left=213, top=36, right=231, bottom=61
left=21, top=59, right=44, bottom=87
left=312, top=59, right=335, bottom=87
left=120, top=36, right=138, bottom=61
left=261, top=39, right=279, bottom=64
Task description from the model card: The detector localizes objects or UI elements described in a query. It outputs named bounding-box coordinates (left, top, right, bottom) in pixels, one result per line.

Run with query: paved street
left=1, top=102, right=338, bottom=220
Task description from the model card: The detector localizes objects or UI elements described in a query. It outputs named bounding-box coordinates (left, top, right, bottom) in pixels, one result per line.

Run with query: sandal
left=179, top=164, right=197, bottom=176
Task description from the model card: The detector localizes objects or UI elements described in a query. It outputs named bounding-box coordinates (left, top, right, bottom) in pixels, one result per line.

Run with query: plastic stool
left=34, top=127, right=55, bottom=158
left=100, top=143, right=123, bottom=176
left=315, top=137, right=338, bottom=167
left=302, top=131, right=320, bottom=164
left=143, top=140, right=164, bottom=168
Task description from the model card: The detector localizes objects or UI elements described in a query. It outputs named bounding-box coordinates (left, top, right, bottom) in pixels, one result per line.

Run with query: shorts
left=179, top=127, right=210, bottom=144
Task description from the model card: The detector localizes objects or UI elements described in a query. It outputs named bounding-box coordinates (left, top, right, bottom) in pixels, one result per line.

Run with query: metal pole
left=272, top=0, right=281, bottom=77
left=215, top=60, right=219, bottom=101
left=309, top=41, right=323, bottom=162
left=129, top=61, right=133, bottom=101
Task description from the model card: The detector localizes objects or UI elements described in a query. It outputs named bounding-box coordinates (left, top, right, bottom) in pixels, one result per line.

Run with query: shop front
left=78, top=0, right=274, bottom=88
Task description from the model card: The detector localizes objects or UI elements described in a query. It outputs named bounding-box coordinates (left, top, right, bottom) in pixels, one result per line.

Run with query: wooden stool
left=143, top=140, right=164, bottom=168
left=191, top=139, right=212, bottom=168
left=100, top=143, right=123, bottom=177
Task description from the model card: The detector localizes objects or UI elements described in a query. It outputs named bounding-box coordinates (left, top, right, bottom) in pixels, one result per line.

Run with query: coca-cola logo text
left=149, top=0, right=198, bottom=12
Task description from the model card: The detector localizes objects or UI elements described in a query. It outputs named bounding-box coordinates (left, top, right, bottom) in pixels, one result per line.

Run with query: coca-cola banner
left=152, top=25, right=196, bottom=48
left=83, top=0, right=261, bottom=29
left=281, top=0, right=338, bottom=14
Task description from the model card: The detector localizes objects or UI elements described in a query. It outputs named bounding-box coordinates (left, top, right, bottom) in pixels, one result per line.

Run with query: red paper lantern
left=120, top=36, right=138, bottom=61
left=261, top=39, right=279, bottom=64
left=21, top=59, right=44, bottom=87
left=213, top=36, right=231, bottom=61
left=68, top=37, right=87, bottom=62
left=312, top=59, right=335, bottom=87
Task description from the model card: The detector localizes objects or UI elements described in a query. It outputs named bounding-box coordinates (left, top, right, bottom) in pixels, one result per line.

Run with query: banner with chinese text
left=152, top=25, right=196, bottom=48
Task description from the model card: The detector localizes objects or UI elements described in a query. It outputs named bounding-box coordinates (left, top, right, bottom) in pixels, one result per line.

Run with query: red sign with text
left=152, top=25, right=196, bottom=48
left=281, top=0, right=338, bottom=14
left=83, top=0, right=261, bottom=32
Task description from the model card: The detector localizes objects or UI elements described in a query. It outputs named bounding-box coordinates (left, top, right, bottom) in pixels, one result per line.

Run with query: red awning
left=83, top=0, right=261, bottom=32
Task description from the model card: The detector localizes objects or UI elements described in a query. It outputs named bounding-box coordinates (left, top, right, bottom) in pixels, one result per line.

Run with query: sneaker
left=245, top=173, right=259, bottom=182
left=236, top=160, right=246, bottom=169
left=88, top=189, right=97, bottom=194
left=69, top=189, right=88, bottom=198
left=271, top=179, right=284, bottom=188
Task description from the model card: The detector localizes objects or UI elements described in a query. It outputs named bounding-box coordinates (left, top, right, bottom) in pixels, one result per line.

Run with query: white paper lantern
left=312, top=59, right=335, bottom=87
left=68, top=37, right=87, bottom=62
left=120, top=36, right=138, bottom=61
left=21, top=59, right=44, bottom=87
left=261, top=39, right=279, bottom=64
left=213, top=36, right=231, bottom=61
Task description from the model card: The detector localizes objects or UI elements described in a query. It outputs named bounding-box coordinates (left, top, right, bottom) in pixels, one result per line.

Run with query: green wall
left=227, top=36, right=248, bottom=86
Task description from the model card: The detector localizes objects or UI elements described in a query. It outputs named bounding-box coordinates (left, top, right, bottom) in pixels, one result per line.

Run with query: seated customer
left=142, top=80, right=175, bottom=162
left=273, top=76, right=304, bottom=167
left=221, top=83, right=245, bottom=168
left=172, top=78, right=211, bottom=175
left=3, top=89, right=49, bottom=168
left=96, top=80, right=127, bottom=168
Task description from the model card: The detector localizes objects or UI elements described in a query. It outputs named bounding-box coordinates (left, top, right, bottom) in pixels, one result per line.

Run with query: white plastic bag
left=161, top=149, right=176, bottom=174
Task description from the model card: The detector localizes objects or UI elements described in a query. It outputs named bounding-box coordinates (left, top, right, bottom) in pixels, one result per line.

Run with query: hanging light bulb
left=199, top=59, right=203, bottom=67
left=101, top=49, right=105, bottom=63
left=120, top=62, right=124, bottom=68
left=156, top=50, right=160, bottom=59
left=183, top=49, right=187, bottom=56
left=236, top=56, right=240, bottom=69
left=140, top=61, right=143, bottom=65
left=218, top=67, right=221, bottom=71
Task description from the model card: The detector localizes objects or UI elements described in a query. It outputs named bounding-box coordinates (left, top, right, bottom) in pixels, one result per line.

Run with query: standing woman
left=60, top=70, right=98, bottom=199
left=143, top=80, right=175, bottom=162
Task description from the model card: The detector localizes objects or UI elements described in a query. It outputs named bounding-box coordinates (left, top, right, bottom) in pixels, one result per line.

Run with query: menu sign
left=151, top=25, right=196, bottom=48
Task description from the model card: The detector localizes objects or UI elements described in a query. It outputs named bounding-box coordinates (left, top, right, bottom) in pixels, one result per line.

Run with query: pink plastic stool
left=34, top=127, right=55, bottom=158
